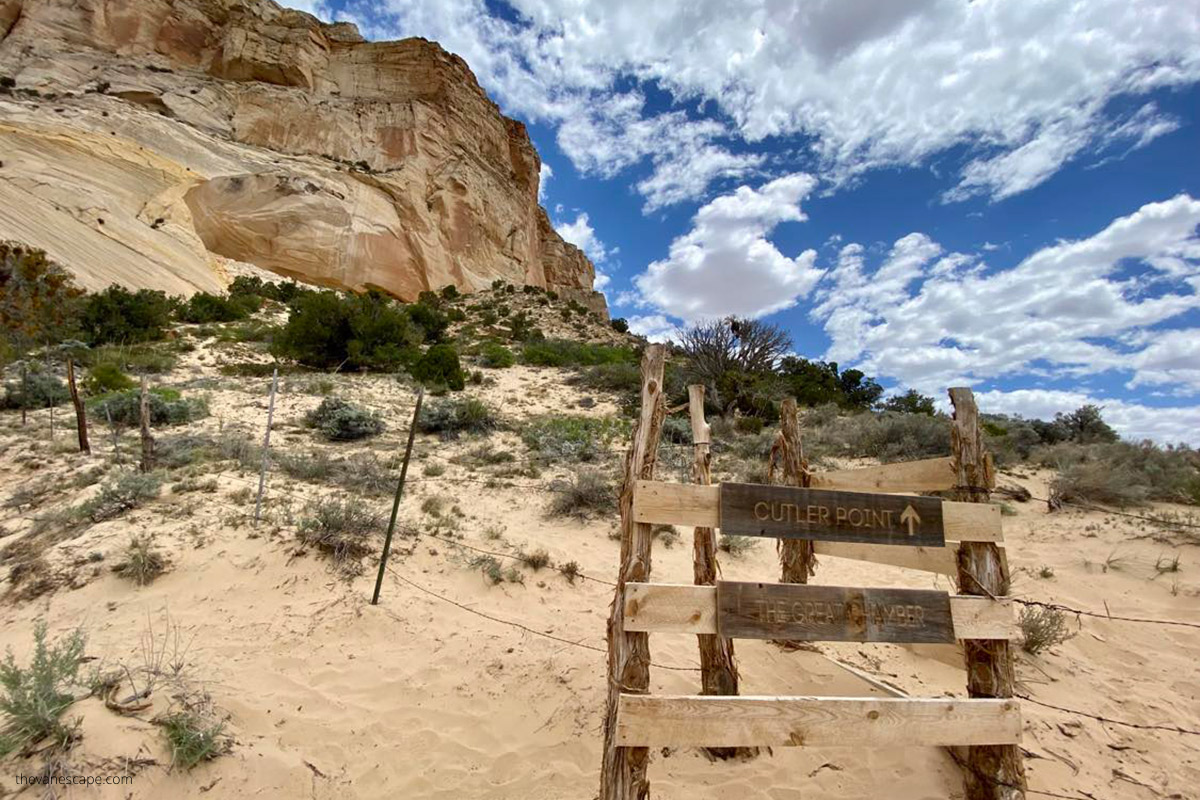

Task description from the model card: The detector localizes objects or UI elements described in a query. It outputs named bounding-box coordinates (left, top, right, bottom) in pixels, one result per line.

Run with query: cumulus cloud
left=634, top=174, right=824, bottom=321
left=538, top=162, right=552, bottom=202
left=555, top=211, right=612, bottom=291
left=970, top=389, right=1200, bottom=446
left=345, top=0, right=1200, bottom=207
left=812, top=193, right=1200, bottom=404
left=626, top=314, right=680, bottom=343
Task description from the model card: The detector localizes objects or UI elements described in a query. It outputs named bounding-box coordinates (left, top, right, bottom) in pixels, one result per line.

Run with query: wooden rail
left=615, top=694, right=1022, bottom=748
left=623, top=583, right=1014, bottom=640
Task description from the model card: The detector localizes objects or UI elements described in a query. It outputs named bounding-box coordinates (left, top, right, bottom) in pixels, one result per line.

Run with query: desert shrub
left=560, top=561, right=581, bottom=583
left=660, top=416, right=693, bottom=446
left=735, top=416, right=765, bottom=435
left=440, top=284, right=459, bottom=300
left=305, top=397, right=384, bottom=441
left=521, top=339, right=638, bottom=368
left=0, top=623, right=87, bottom=762
left=176, top=292, right=258, bottom=324
left=84, top=362, right=135, bottom=394
left=87, top=387, right=208, bottom=427
left=407, top=302, right=450, bottom=343
left=81, top=286, right=175, bottom=345
left=272, top=290, right=420, bottom=370
left=80, top=342, right=179, bottom=374
left=296, top=497, right=383, bottom=575
left=548, top=469, right=616, bottom=519
left=410, top=344, right=465, bottom=390
left=0, top=623, right=87, bottom=756
left=417, top=397, right=497, bottom=438
left=610, top=317, right=629, bottom=333
left=78, top=472, right=162, bottom=523
left=805, top=411, right=950, bottom=462
left=718, top=534, right=761, bottom=558
left=1018, top=606, right=1073, bottom=655
left=881, top=389, right=937, bottom=415
left=521, top=548, right=552, bottom=570
left=479, top=342, right=515, bottom=368
left=112, top=534, right=167, bottom=586
left=568, top=362, right=641, bottom=394
left=1041, top=441, right=1200, bottom=506
left=1, top=371, right=69, bottom=410
left=507, top=311, right=540, bottom=342
left=521, top=415, right=627, bottom=461
left=158, top=711, right=229, bottom=769
left=228, top=275, right=307, bottom=304
left=0, top=242, right=85, bottom=354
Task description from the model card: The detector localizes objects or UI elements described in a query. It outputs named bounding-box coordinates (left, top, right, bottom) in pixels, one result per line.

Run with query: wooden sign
left=716, top=581, right=956, bottom=644
left=719, top=483, right=945, bottom=547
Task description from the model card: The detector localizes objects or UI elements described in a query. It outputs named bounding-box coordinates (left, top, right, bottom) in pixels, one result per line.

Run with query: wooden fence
left=600, top=344, right=1025, bottom=800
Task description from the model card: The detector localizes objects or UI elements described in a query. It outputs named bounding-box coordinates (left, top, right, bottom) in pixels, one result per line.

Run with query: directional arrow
left=900, top=504, right=921, bottom=536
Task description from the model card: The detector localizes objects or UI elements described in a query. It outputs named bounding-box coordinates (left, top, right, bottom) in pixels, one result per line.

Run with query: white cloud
left=971, top=389, right=1200, bottom=446
left=538, top=162, right=552, bottom=202
left=352, top=0, right=1199, bottom=206
left=634, top=173, right=824, bottom=321
left=812, top=194, right=1200, bottom=405
left=555, top=212, right=609, bottom=264
left=627, top=314, right=680, bottom=343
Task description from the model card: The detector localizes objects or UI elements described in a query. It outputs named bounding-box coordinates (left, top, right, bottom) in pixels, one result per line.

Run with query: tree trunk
left=770, top=397, right=816, bottom=584
left=601, top=344, right=667, bottom=800
left=66, top=358, right=89, bottom=454
left=949, top=388, right=1025, bottom=800
left=688, top=385, right=751, bottom=760
left=139, top=376, right=155, bottom=473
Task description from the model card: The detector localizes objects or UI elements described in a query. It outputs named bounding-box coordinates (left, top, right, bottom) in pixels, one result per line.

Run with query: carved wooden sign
left=716, top=581, right=956, bottom=644
left=719, top=483, right=946, bottom=547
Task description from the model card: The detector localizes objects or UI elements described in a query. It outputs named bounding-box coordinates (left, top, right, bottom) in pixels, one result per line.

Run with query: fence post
left=770, top=397, right=816, bottom=584
left=20, top=363, right=27, bottom=427
left=687, top=384, right=748, bottom=759
left=66, top=358, right=90, bottom=455
left=949, top=387, right=1025, bottom=800
left=253, top=369, right=279, bottom=525
left=371, top=387, right=424, bottom=606
left=601, top=343, right=666, bottom=800
left=139, top=376, right=154, bottom=473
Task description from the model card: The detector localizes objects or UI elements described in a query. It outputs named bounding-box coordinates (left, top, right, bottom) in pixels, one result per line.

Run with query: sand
left=0, top=341, right=1197, bottom=799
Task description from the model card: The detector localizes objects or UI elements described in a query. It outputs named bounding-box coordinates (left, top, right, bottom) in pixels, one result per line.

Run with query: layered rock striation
left=0, top=0, right=605, bottom=313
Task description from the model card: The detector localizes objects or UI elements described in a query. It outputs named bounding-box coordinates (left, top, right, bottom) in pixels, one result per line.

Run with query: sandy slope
left=0, top=343, right=1197, bottom=799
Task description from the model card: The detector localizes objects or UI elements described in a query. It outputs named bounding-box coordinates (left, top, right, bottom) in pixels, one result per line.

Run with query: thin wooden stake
left=687, top=385, right=749, bottom=760
left=104, top=402, right=120, bottom=461
left=371, top=387, right=424, bottom=606
left=66, top=358, right=89, bottom=454
left=601, top=344, right=666, bottom=800
left=253, top=369, right=279, bottom=525
left=949, top=387, right=1025, bottom=800
left=20, top=363, right=27, bottom=427
left=138, top=376, right=154, bottom=473
left=770, top=397, right=816, bottom=584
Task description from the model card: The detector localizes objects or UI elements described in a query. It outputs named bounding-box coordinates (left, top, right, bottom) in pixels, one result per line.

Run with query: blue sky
left=287, top=0, right=1200, bottom=443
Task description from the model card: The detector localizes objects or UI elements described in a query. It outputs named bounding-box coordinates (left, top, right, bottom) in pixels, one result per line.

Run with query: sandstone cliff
left=0, top=0, right=606, bottom=313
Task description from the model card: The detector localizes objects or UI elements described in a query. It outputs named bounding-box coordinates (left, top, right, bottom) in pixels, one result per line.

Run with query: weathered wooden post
left=770, top=397, right=815, bottom=584
left=19, top=363, right=27, bottom=427
left=253, top=368, right=279, bottom=525
left=138, top=376, right=154, bottom=473
left=372, top=387, right=424, bottom=606
left=601, top=343, right=666, bottom=800
left=66, top=358, right=89, bottom=454
left=687, top=385, right=746, bottom=759
left=949, top=387, right=1025, bottom=800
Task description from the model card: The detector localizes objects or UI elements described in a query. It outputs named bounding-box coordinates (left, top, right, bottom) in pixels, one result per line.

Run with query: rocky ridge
left=0, top=0, right=606, bottom=313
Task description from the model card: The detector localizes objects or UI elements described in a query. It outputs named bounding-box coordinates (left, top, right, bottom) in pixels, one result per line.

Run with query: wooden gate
left=601, top=345, right=1024, bottom=799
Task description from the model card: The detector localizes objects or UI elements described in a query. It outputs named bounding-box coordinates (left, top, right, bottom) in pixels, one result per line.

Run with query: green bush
left=81, top=286, right=175, bottom=345
left=610, top=317, right=630, bottom=334
left=521, top=339, right=638, bottom=368
left=0, top=622, right=87, bottom=757
left=87, top=387, right=208, bottom=426
left=521, top=415, right=627, bottom=461
left=548, top=469, right=616, bottom=519
left=159, top=711, right=229, bottom=769
left=272, top=290, right=420, bottom=371
left=440, top=284, right=460, bottom=300
left=305, top=397, right=385, bottom=441
left=480, top=342, right=515, bottom=368
left=410, top=344, right=465, bottom=390
left=805, top=411, right=950, bottom=463
left=406, top=302, right=449, bottom=344
left=296, top=497, right=384, bottom=576
left=417, top=397, right=498, bottom=438
left=77, top=472, right=162, bottom=523
left=1040, top=441, right=1199, bottom=506
left=1, top=372, right=69, bottom=410
left=228, top=275, right=307, bottom=304
left=176, top=292, right=259, bottom=324
left=1, top=242, right=85, bottom=355
left=84, top=362, right=135, bottom=394
left=80, top=342, right=179, bottom=374
left=881, top=389, right=936, bottom=416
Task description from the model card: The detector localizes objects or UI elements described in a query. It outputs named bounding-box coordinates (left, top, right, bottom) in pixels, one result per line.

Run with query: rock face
left=0, top=0, right=606, bottom=313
